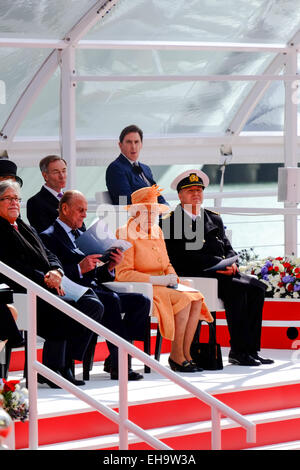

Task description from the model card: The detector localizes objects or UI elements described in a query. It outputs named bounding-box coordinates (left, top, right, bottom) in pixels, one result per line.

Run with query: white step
left=248, top=440, right=300, bottom=450
left=34, top=406, right=300, bottom=450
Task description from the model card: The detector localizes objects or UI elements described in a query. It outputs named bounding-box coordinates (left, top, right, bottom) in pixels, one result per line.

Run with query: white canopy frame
left=0, top=0, right=299, bottom=254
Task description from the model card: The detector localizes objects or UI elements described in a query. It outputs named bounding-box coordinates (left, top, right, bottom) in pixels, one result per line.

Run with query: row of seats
left=0, top=191, right=225, bottom=380
left=0, top=277, right=224, bottom=380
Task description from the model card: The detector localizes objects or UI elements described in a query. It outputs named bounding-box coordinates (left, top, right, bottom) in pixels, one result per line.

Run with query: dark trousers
left=37, top=289, right=104, bottom=369
left=201, top=272, right=266, bottom=353
left=93, top=288, right=151, bottom=368
left=0, top=304, right=23, bottom=346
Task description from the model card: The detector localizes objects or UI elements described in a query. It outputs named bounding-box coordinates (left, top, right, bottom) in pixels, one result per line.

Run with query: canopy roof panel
left=87, top=0, right=300, bottom=44
left=0, top=0, right=300, bottom=162
left=0, top=0, right=93, bottom=39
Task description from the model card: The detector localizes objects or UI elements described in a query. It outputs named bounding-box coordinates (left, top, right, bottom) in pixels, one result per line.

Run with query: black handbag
left=190, top=322, right=223, bottom=370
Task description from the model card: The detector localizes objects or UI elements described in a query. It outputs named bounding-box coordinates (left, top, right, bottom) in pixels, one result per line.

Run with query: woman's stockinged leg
left=170, top=304, right=191, bottom=364
left=183, top=300, right=202, bottom=362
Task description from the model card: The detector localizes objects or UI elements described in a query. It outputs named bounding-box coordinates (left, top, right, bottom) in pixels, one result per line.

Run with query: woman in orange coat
left=115, top=185, right=213, bottom=373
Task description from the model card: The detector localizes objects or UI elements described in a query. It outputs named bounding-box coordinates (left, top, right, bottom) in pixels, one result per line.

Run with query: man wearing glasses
left=0, top=180, right=105, bottom=388
left=26, top=155, right=68, bottom=233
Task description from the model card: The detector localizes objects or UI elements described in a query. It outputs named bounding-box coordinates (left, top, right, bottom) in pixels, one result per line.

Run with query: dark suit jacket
left=0, top=216, right=62, bottom=293
left=106, top=153, right=168, bottom=205
left=40, top=221, right=114, bottom=287
left=160, top=205, right=237, bottom=276
left=26, top=186, right=60, bottom=233
left=0, top=215, right=72, bottom=341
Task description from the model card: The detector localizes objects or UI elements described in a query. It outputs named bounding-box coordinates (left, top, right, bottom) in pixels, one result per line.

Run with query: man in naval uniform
left=160, top=169, right=273, bottom=366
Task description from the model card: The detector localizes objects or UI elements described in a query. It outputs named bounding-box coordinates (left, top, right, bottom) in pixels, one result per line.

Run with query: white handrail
left=0, top=261, right=256, bottom=450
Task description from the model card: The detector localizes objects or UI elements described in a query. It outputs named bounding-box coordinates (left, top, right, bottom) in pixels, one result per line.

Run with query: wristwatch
left=56, top=268, right=64, bottom=277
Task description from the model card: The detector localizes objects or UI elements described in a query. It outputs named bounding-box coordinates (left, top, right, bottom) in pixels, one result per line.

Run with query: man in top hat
left=0, top=154, right=23, bottom=187
left=26, top=155, right=68, bottom=233
left=106, top=124, right=168, bottom=205
left=160, top=169, right=273, bottom=367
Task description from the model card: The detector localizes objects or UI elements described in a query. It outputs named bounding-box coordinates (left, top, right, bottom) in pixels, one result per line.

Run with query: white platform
left=10, top=348, right=300, bottom=420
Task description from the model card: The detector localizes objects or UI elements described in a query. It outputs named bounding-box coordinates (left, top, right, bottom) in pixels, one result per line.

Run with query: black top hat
left=0, top=159, right=23, bottom=187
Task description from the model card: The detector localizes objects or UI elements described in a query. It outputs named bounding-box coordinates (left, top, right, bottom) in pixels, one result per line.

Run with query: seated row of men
left=0, top=124, right=273, bottom=388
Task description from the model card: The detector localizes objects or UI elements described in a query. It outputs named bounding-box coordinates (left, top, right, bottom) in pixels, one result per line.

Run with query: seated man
left=27, top=155, right=68, bottom=233
left=160, top=169, right=273, bottom=367
left=106, top=124, right=168, bottom=205
left=40, top=190, right=151, bottom=381
left=0, top=180, right=104, bottom=388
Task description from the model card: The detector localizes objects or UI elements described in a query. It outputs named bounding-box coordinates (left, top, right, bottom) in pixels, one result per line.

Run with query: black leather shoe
left=110, top=368, right=144, bottom=381
left=228, top=351, right=261, bottom=366
left=249, top=353, right=274, bottom=365
left=168, top=357, right=197, bottom=372
left=37, top=373, right=62, bottom=389
left=61, top=368, right=85, bottom=386
left=190, top=360, right=203, bottom=372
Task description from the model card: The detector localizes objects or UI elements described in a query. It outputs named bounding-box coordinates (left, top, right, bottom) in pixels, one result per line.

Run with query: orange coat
left=116, top=218, right=212, bottom=340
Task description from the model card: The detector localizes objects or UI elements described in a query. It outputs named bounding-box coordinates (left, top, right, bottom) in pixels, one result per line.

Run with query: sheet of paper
left=60, top=276, right=89, bottom=302
left=170, top=283, right=199, bottom=292
left=203, top=254, right=239, bottom=272
left=75, top=218, right=132, bottom=256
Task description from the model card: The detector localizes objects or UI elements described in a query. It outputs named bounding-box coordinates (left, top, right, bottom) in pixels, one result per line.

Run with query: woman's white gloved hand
left=149, top=273, right=178, bottom=286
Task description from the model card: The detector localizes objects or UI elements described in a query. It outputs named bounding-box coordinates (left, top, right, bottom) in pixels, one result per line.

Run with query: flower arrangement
left=240, top=256, right=300, bottom=299
left=0, top=379, right=29, bottom=422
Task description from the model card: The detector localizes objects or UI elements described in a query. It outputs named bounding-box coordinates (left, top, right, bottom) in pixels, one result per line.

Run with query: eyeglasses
left=0, top=196, right=22, bottom=203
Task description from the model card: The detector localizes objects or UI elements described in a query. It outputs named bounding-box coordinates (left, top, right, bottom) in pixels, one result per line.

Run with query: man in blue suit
left=106, top=124, right=168, bottom=205
left=40, top=190, right=150, bottom=381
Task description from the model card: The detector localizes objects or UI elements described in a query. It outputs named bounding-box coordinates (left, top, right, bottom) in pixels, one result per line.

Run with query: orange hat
left=126, top=185, right=170, bottom=214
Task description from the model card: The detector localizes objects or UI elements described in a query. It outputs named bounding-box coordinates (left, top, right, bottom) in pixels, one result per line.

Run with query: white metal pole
left=211, top=407, right=222, bottom=450
left=60, top=47, right=77, bottom=190
left=27, top=290, right=38, bottom=450
left=283, top=47, right=298, bottom=256
left=118, top=345, right=129, bottom=450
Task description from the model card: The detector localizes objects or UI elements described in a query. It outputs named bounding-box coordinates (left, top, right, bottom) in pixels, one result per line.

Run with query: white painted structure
left=0, top=0, right=300, bottom=254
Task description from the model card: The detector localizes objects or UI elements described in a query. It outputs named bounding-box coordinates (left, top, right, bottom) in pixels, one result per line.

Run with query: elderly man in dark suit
left=26, top=155, right=68, bottom=233
left=40, top=190, right=151, bottom=381
left=0, top=180, right=105, bottom=388
left=160, top=169, right=274, bottom=367
left=106, top=124, right=168, bottom=205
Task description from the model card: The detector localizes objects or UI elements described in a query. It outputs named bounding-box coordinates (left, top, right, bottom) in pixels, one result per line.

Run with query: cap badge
left=189, top=174, right=199, bottom=182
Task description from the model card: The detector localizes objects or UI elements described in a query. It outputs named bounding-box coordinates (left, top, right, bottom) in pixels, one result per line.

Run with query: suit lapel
left=53, top=221, right=84, bottom=254
left=41, top=186, right=59, bottom=206
left=119, top=154, right=145, bottom=186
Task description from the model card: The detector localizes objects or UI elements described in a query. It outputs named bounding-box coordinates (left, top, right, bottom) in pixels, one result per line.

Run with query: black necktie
left=132, top=162, right=151, bottom=186
left=71, top=229, right=80, bottom=239
left=132, top=162, right=143, bottom=175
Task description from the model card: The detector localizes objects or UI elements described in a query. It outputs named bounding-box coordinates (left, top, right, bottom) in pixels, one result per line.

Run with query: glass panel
left=16, top=69, right=60, bottom=137
left=87, top=0, right=300, bottom=44
left=75, top=78, right=263, bottom=136
left=244, top=80, right=285, bottom=132
left=76, top=49, right=272, bottom=76
left=0, top=47, right=50, bottom=130
left=0, top=0, right=93, bottom=39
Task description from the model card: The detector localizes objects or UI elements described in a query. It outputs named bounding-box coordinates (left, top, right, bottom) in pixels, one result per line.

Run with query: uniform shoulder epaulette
left=205, top=208, right=220, bottom=215
left=161, top=211, right=173, bottom=220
